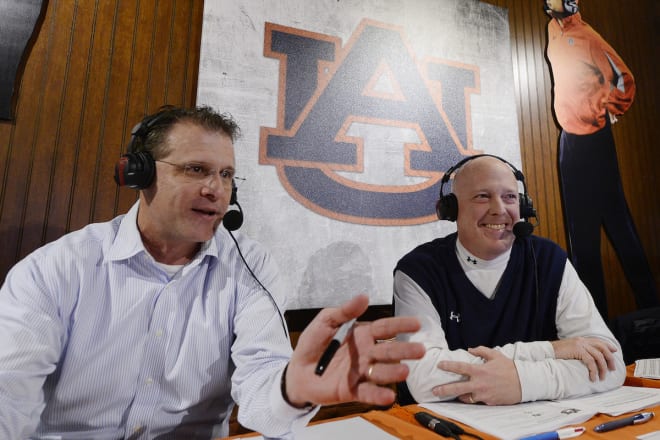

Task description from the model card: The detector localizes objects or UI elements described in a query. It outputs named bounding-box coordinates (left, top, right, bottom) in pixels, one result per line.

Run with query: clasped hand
left=551, top=336, right=618, bottom=381
left=432, top=337, right=618, bottom=405
left=432, top=347, right=522, bottom=405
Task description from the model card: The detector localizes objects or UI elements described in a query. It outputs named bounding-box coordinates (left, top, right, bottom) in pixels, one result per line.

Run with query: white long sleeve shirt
left=394, top=239, right=626, bottom=404
left=0, top=202, right=316, bottom=440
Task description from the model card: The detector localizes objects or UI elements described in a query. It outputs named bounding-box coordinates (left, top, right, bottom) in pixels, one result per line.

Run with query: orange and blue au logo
left=260, top=19, right=480, bottom=226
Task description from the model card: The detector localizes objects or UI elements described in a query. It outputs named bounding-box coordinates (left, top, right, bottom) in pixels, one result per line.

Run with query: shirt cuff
left=515, top=359, right=552, bottom=402
left=268, top=365, right=319, bottom=431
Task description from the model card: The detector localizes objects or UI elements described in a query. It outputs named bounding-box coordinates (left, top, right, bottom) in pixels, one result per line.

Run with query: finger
left=587, top=344, right=610, bottom=380
left=437, top=360, right=474, bottom=376
left=295, top=295, right=369, bottom=361
left=354, top=381, right=398, bottom=406
left=432, top=382, right=471, bottom=398
left=367, top=316, right=421, bottom=340
left=306, top=295, right=369, bottom=339
left=604, top=347, right=617, bottom=371
left=593, top=340, right=618, bottom=371
left=332, top=294, right=369, bottom=326
left=590, top=347, right=608, bottom=381
left=460, top=393, right=474, bottom=404
left=368, top=340, right=425, bottom=363
left=580, top=351, right=598, bottom=382
left=364, top=362, right=410, bottom=385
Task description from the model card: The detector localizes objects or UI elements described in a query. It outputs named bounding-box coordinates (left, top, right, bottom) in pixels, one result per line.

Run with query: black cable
left=227, top=230, right=289, bottom=339
left=415, top=412, right=485, bottom=440
left=440, top=418, right=485, bottom=440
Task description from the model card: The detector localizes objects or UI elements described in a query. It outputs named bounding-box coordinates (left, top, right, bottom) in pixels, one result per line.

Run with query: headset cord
left=227, top=230, right=289, bottom=339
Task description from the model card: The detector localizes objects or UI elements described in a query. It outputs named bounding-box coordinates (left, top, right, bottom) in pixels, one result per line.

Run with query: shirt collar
left=106, top=201, right=220, bottom=263
left=455, top=237, right=512, bottom=269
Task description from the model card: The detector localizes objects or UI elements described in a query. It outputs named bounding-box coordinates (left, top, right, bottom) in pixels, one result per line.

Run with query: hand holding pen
left=283, top=294, right=424, bottom=408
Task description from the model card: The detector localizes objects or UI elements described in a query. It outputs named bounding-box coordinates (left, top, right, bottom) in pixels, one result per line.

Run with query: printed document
left=420, top=386, right=660, bottom=439
left=232, top=416, right=398, bottom=440
left=636, top=359, right=660, bottom=379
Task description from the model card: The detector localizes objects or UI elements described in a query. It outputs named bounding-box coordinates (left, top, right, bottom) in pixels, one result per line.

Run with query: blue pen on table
left=593, top=411, right=654, bottom=433
left=519, top=427, right=585, bottom=440
left=314, top=318, right=356, bottom=376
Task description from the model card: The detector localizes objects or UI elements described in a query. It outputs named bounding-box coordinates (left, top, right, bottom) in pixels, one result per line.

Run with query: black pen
left=314, top=318, right=356, bottom=376
left=593, top=412, right=654, bottom=433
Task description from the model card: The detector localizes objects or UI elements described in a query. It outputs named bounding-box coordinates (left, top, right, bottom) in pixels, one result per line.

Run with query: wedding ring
left=468, top=394, right=475, bottom=404
left=367, top=365, right=375, bottom=380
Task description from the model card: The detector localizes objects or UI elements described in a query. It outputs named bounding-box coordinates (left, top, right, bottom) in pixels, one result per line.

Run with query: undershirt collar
left=455, top=238, right=512, bottom=298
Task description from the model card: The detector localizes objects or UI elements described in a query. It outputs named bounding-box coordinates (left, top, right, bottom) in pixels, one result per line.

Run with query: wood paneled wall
left=0, top=0, right=203, bottom=277
left=482, top=0, right=660, bottom=317
left=0, top=0, right=657, bottom=320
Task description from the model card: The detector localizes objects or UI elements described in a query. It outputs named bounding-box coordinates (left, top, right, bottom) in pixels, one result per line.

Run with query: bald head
left=451, top=155, right=521, bottom=260
left=452, top=156, right=518, bottom=196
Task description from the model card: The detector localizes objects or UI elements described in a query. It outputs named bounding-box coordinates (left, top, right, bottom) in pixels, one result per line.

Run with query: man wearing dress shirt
left=0, top=105, right=424, bottom=439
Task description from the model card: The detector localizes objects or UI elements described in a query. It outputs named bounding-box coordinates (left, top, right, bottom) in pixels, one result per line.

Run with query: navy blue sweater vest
left=395, top=233, right=566, bottom=349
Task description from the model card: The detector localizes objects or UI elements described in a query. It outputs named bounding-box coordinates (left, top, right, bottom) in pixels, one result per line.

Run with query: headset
left=113, top=110, right=287, bottom=334
left=436, top=154, right=537, bottom=238
left=113, top=111, right=245, bottom=231
left=438, top=154, right=543, bottom=336
left=113, top=112, right=163, bottom=189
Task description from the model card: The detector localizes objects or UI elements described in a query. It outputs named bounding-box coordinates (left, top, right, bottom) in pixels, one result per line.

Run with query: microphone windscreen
left=513, top=220, right=533, bottom=238
left=222, top=208, right=243, bottom=231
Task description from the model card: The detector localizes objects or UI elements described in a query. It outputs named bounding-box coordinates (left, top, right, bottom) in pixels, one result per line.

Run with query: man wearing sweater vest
left=394, top=155, right=625, bottom=405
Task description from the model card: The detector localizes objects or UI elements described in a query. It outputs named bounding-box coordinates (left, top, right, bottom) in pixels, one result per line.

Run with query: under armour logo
left=450, top=311, right=461, bottom=323
left=467, top=256, right=477, bottom=265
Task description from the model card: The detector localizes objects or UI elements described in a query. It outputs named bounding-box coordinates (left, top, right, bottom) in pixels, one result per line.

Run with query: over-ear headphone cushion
left=436, top=193, right=458, bottom=221
left=113, top=151, right=155, bottom=189
left=520, top=193, right=536, bottom=219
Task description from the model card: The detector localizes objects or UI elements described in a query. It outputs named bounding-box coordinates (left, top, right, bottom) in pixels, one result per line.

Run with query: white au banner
left=197, top=0, right=521, bottom=309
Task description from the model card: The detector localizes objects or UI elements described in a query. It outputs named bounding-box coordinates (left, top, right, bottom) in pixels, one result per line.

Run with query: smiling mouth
left=483, top=223, right=506, bottom=230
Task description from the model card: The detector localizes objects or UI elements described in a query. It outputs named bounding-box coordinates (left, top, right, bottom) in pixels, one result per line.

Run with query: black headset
left=112, top=109, right=286, bottom=335
left=113, top=111, right=244, bottom=231
left=113, top=112, right=164, bottom=189
left=436, top=154, right=537, bottom=238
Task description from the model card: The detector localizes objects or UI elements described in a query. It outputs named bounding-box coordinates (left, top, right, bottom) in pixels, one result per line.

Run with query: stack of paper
left=420, top=386, right=660, bottom=439
left=232, top=416, right=399, bottom=440
left=636, top=359, right=660, bottom=379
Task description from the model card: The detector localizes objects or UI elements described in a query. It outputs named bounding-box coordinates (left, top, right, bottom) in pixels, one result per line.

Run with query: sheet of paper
left=419, top=386, right=660, bottom=439
left=638, top=431, right=660, bottom=440
left=636, top=359, right=660, bottom=379
left=420, top=400, right=595, bottom=440
left=558, top=386, right=660, bottom=416
left=233, top=416, right=399, bottom=440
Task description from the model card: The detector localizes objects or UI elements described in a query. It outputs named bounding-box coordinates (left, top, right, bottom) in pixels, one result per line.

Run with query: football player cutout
left=543, top=0, right=658, bottom=318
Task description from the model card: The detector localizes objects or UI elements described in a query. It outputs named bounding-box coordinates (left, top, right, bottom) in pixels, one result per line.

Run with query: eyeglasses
left=156, top=160, right=235, bottom=188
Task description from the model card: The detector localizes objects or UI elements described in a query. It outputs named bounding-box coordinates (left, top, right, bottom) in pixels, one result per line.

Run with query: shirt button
left=146, top=377, right=154, bottom=385
left=155, top=329, right=164, bottom=337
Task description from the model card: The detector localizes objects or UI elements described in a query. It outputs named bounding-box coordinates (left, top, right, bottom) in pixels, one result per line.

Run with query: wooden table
left=221, top=402, right=660, bottom=439
left=626, top=362, right=660, bottom=389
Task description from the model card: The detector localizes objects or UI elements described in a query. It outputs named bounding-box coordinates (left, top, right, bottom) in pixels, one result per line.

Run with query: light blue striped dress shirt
left=0, top=202, right=315, bottom=439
